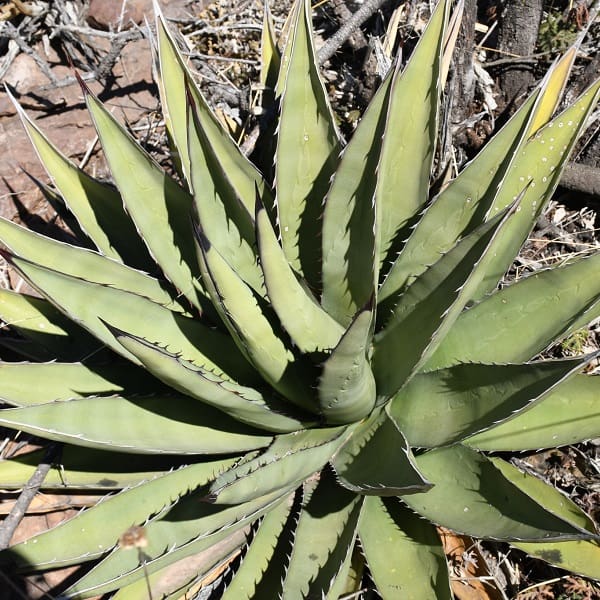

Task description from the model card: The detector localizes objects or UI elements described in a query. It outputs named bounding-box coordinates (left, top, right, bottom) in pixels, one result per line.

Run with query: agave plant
left=0, top=0, right=599, bottom=597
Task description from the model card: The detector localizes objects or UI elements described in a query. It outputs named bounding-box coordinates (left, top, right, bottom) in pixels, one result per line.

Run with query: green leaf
left=0, top=446, right=191, bottom=490
left=250, top=489, right=302, bottom=598
left=373, top=207, right=514, bottom=397
left=0, top=288, right=99, bottom=361
left=513, top=540, right=600, bottom=580
left=380, top=46, right=581, bottom=309
left=9, top=91, right=153, bottom=271
left=471, top=79, right=600, bottom=299
left=526, top=44, right=578, bottom=135
left=282, top=470, right=363, bottom=599
left=0, top=462, right=234, bottom=570
left=84, top=91, right=206, bottom=311
left=317, top=302, right=377, bottom=424
left=0, top=360, right=162, bottom=407
left=495, top=458, right=600, bottom=577
left=490, top=457, right=596, bottom=533
left=321, top=71, right=392, bottom=325
left=186, top=83, right=264, bottom=297
left=332, top=409, right=430, bottom=495
left=427, top=252, right=600, bottom=369
left=64, top=490, right=289, bottom=598
left=111, top=530, right=242, bottom=600
left=275, top=0, right=341, bottom=286
left=206, top=427, right=346, bottom=504
left=378, top=91, right=539, bottom=310
left=156, top=13, right=267, bottom=213
left=113, top=329, right=308, bottom=433
left=256, top=198, right=344, bottom=352
left=26, top=172, right=93, bottom=245
left=7, top=255, right=251, bottom=383
left=389, top=355, right=595, bottom=447
left=0, top=217, right=182, bottom=312
left=194, top=225, right=315, bottom=411
left=375, top=0, right=448, bottom=264
left=359, top=497, right=452, bottom=600
left=221, top=498, right=292, bottom=600
left=402, top=444, right=593, bottom=541
left=465, top=374, right=600, bottom=451
left=0, top=394, right=271, bottom=454
left=259, top=1, right=281, bottom=91
left=379, top=51, right=587, bottom=309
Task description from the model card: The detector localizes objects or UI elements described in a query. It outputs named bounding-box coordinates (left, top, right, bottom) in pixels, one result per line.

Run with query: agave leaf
left=374, top=205, right=516, bottom=397
left=25, top=172, right=92, bottom=246
left=465, top=374, right=600, bottom=451
left=389, top=355, right=596, bottom=448
left=317, top=302, right=377, bottom=424
left=250, top=4, right=282, bottom=182
left=0, top=446, right=191, bottom=489
left=205, top=427, right=347, bottom=504
left=332, top=408, right=430, bottom=495
left=282, top=470, right=363, bottom=599
left=64, top=490, right=290, bottom=598
left=256, top=198, right=344, bottom=352
left=274, top=1, right=296, bottom=96
left=513, top=539, right=600, bottom=580
left=378, top=93, right=540, bottom=312
left=111, top=531, right=243, bottom=600
left=402, top=444, right=593, bottom=542
left=526, top=44, right=579, bottom=135
left=0, top=394, right=271, bottom=454
left=325, top=536, right=361, bottom=600
left=83, top=91, right=206, bottom=311
left=1, top=462, right=234, bottom=570
left=275, top=0, right=341, bottom=286
left=375, top=0, right=448, bottom=264
left=359, top=496, right=452, bottom=600
left=155, top=12, right=267, bottom=213
left=490, top=457, right=596, bottom=533
left=259, top=1, right=280, bottom=91
left=427, top=252, right=600, bottom=369
left=220, top=497, right=292, bottom=600
left=186, top=85, right=264, bottom=297
left=494, top=460, right=600, bottom=576
left=7, top=255, right=252, bottom=382
left=320, top=70, right=392, bottom=325
left=249, top=489, right=302, bottom=598
left=0, top=287, right=99, bottom=361
left=471, top=79, right=600, bottom=299
left=0, top=360, right=163, bottom=407
left=113, top=329, right=308, bottom=433
left=194, top=224, right=315, bottom=411
left=378, top=96, right=540, bottom=312
left=379, top=46, right=583, bottom=309
left=0, top=217, right=183, bottom=312
left=9, top=91, right=153, bottom=271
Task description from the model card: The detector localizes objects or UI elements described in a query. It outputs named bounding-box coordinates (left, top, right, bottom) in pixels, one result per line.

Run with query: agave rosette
left=0, top=0, right=599, bottom=597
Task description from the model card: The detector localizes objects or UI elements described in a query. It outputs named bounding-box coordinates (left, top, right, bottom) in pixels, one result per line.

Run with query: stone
left=0, top=37, right=156, bottom=222
left=0, top=0, right=198, bottom=229
left=86, top=0, right=152, bottom=31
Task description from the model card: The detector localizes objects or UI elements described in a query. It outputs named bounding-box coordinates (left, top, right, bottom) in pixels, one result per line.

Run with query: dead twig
left=1, top=20, right=58, bottom=85
left=0, top=443, right=60, bottom=550
left=317, top=0, right=389, bottom=65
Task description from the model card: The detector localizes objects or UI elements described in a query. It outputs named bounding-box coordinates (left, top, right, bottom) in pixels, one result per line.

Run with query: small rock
left=86, top=0, right=152, bottom=31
